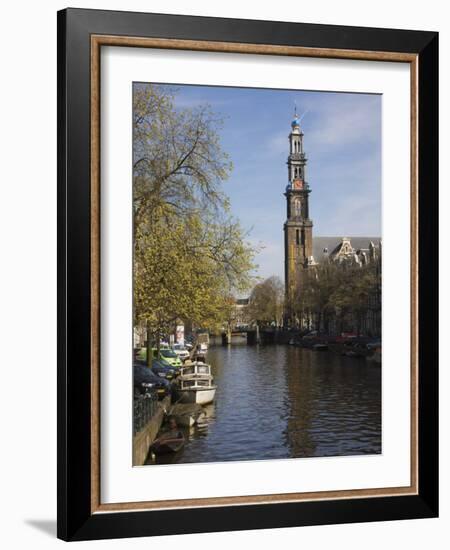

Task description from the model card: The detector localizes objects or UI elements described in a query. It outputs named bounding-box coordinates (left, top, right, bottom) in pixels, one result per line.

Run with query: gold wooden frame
left=90, top=35, right=418, bottom=514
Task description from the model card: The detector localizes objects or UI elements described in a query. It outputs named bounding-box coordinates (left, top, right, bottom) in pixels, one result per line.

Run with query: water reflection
left=149, top=345, right=381, bottom=465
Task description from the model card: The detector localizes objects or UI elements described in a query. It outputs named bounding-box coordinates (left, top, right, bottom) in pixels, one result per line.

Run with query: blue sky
left=167, top=84, right=381, bottom=280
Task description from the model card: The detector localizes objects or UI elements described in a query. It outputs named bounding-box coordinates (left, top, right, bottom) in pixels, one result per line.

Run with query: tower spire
left=284, top=113, right=314, bottom=325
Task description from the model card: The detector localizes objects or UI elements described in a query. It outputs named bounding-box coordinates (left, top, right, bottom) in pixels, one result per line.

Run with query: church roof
left=312, top=237, right=381, bottom=261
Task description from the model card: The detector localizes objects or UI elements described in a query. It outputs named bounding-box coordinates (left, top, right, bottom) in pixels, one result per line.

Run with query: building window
left=301, top=229, right=305, bottom=246
left=296, top=229, right=300, bottom=245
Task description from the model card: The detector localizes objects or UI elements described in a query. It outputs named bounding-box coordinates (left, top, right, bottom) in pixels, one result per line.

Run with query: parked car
left=135, top=347, right=182, bottom=368
left=172, top=343, right=190, bottom=361
left=133, top=364, right=171, bottom=399
left=151, top=359, right=177, bottom=380
left=135, top=358, right=177, bottom=379
left=154, top=348, right=182, bottom=367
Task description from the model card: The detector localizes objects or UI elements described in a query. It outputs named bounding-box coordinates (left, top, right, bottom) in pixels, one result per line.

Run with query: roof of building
left=312, top=236, right=381, bottom=261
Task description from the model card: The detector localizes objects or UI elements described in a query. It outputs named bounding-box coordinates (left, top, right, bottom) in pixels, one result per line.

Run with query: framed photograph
left=57, top=8, right=438, bottom=541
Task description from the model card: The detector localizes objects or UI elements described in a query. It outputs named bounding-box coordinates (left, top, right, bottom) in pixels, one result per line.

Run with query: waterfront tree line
left=247, top=259, right=381, bottom=337
left=133, top=84, right=256, bottom=363
left=293, top=259, right=381, bottom=336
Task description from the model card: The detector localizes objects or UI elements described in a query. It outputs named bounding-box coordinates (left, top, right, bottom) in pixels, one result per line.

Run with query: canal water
left=150, top=344, right=381, bottom=465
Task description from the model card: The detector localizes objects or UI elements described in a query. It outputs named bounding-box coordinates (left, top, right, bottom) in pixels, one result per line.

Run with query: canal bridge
left=211, top=327, right=292, bottom=346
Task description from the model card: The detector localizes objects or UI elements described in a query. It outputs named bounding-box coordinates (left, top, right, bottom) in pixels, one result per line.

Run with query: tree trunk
left=324, top=313, right=329, bottom=336
left=156, top=328, right=161, bottom=358
left=146, top=321, right=152, bottom=368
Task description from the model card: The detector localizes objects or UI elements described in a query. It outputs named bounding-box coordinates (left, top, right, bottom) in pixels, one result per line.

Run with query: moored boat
left=175, top=377, right=217, bottom=405
left=193, top=346, right=207, bottom=362
left=169, top=403, right=206, bottom=427
left=175, top=360, right=216, bottom=405
left=149, top=432, right=185, bottom=455
left=312, top=343, right=328, bottom=351
left=180, top=363, right=212, bottom=377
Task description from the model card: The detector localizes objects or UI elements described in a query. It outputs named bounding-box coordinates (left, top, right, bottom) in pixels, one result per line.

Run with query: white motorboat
left=175, top=378, right=217, bottom=405
left=175, top=361, right=216, bottom=405
left=180, top=363, right=212, bottom=377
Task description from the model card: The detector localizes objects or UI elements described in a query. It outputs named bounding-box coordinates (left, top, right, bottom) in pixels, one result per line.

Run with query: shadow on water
left=148, top=345, right=381, bottom=466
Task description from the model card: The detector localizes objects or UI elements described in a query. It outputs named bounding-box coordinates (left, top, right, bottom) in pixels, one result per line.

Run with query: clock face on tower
left=292, top=179, right=303, bottom=190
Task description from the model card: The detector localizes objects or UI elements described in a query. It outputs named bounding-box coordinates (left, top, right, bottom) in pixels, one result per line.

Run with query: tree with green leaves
left=132, top=83, right=256, bottom=360
left=293, top=258, right=381, bottom=335
left=248, top=276, right=285, bottom=327
left=134, top=212, right=255, bottom=363
left=293, top=261, right=340, bottom=332
left=329, top=261, right=380, bottom=335
left=133, top=83, right=232, bottom=234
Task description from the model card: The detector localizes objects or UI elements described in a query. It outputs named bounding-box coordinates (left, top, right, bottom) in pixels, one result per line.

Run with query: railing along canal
left=133, top=392, right=158, bottom=435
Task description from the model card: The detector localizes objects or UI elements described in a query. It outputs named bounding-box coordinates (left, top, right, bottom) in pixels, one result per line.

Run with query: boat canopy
left=181, top=363, right=212, bottom=377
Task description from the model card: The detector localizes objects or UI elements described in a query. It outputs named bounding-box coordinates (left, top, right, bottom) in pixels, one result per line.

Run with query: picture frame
left=57, top=7, right=438, bottom=541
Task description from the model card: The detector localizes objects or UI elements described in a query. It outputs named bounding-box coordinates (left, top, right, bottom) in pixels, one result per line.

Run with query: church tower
left=284, top=111, right=313, bottom=323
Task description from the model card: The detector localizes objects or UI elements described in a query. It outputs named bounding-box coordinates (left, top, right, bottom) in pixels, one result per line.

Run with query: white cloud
left=263, top=93, right=380, bottom=162
left=295, top=94, right=380, bottom=151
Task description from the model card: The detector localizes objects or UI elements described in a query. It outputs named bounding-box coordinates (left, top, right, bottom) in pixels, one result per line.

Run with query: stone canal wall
left=133, top=396, right=170, bottom=466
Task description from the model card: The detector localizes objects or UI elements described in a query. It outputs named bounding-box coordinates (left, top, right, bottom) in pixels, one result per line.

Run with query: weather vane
left=293, top=102, right=309, bottom=124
